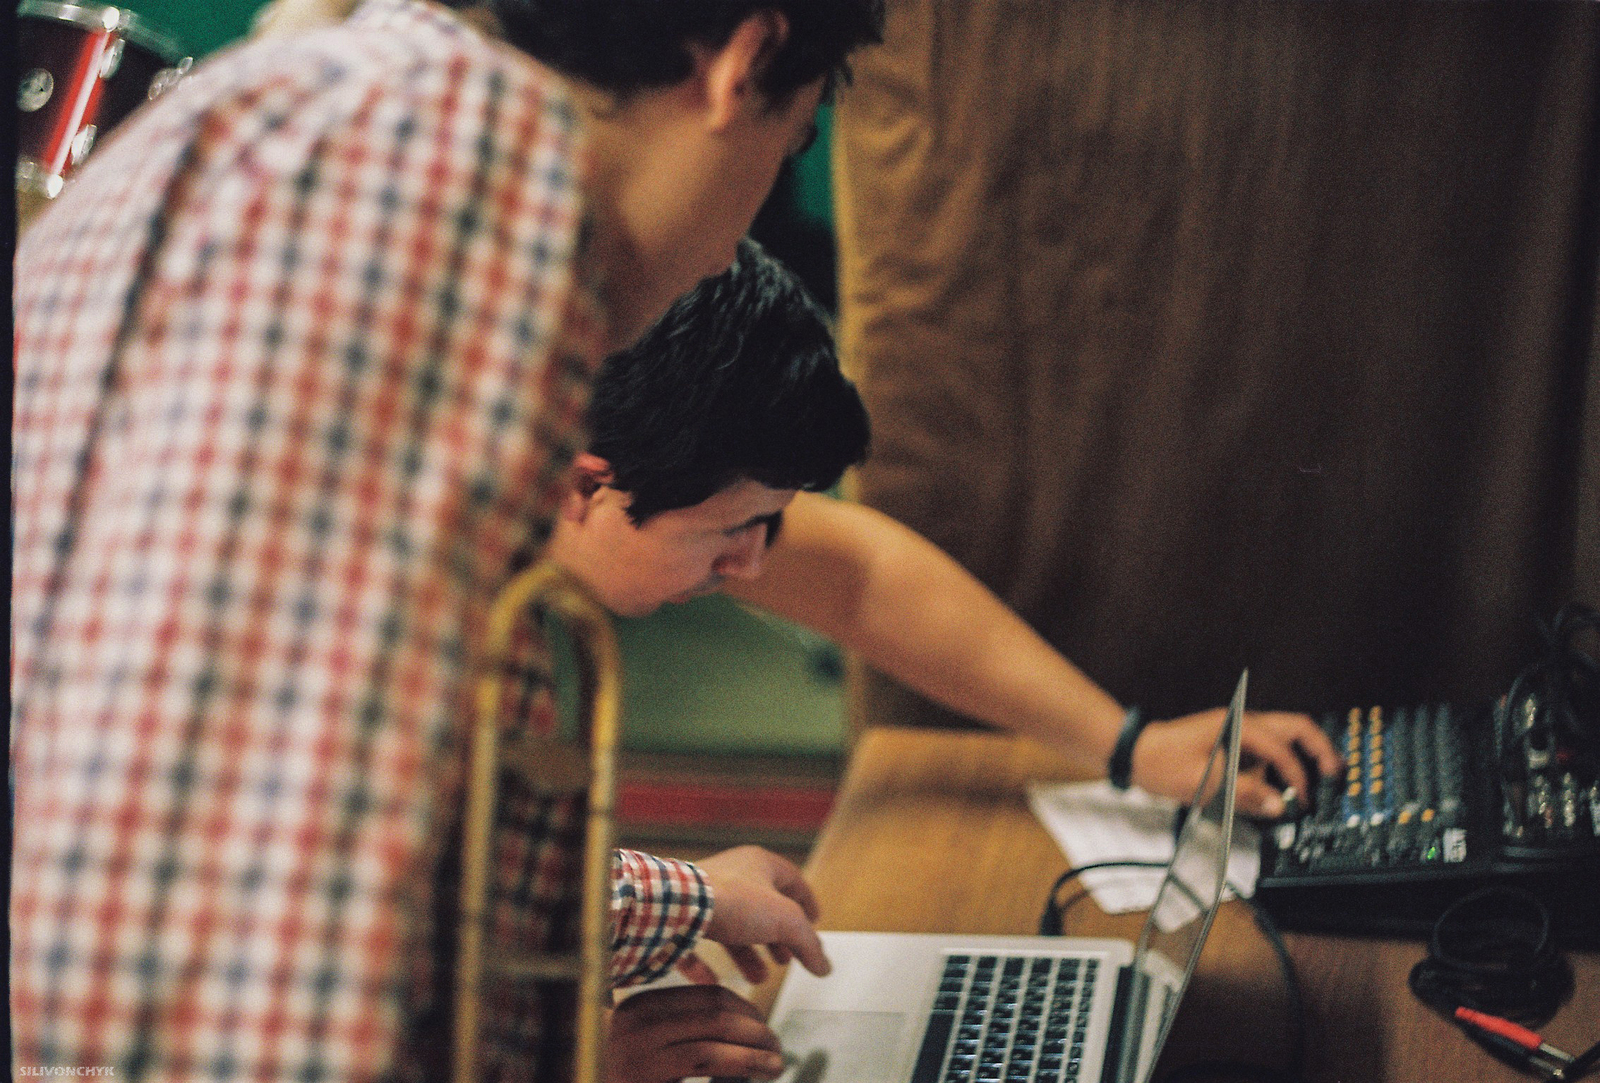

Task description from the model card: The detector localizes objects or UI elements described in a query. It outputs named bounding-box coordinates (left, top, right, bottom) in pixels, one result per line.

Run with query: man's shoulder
left=165, top=0, right=580, bottom=153
left=147, top=0, right=589, bottom=210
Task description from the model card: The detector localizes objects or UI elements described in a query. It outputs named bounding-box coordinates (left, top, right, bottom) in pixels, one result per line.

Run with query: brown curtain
left=834, top=1, right=1600, bottom=725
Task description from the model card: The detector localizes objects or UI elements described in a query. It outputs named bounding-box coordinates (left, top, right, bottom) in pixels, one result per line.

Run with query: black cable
left=1564, top=1039, right=1600, bottom=1082
left=1038, top=861, right=1307, bottom=1083
left=1407, top=885, right=1574, bottom=1025
left=1407, top=885, right=1584, bottom=1077
left=1039, top=861, right=1172, bottom=935
left=1501, top=602, right=1600, bottom=773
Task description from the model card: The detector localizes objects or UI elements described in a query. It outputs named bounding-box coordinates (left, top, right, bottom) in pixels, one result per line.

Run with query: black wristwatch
left=1107, top=706, right=1148, bottom=791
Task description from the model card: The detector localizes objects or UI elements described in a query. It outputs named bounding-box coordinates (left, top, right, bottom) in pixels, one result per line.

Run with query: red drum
left=16, top=1, right=192, bottom=198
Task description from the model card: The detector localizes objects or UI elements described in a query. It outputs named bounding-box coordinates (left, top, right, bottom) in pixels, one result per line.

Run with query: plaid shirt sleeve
left=10, top=1, right=611, bottom=1079
left=608, top=851, right=716, bottom=985
left=610, top=850, right=715, bottom=987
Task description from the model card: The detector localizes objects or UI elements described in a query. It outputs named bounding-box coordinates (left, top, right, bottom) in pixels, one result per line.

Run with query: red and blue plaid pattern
left=611, top=850, right=714, bottom=985
left=12, top=2, right=711, bottom=1079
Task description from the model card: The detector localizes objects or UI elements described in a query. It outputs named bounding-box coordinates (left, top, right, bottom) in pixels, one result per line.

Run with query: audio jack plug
left=1454, top=1008, right=1584, bottom=1079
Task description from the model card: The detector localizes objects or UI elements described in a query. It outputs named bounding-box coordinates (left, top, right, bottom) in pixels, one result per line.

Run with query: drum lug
left=149, top=57, right=193, bottom=101
left=100, top=37, right=126, bottom=79
left=18, top=68, right=55, bottom=112
left=69, top=124, right=97, bottom=165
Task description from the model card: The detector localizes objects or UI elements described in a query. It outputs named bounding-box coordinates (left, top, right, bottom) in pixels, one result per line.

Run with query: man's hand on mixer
left=1132, top=707, right=1341, bottom=818
left=697, top=845, right=830, bottom=984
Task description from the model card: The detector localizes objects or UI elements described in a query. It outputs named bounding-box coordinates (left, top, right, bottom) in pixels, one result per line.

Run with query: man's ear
left=563, top=453, right=615, bottom=522
left=699, top=9, right=790, bottom=131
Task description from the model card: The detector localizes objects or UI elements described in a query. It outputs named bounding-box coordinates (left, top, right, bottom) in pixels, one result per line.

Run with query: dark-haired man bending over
left=549, top=240, right=1340, bottom=1082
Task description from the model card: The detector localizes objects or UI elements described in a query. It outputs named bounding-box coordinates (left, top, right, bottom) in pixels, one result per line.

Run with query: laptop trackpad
left=774, top=1010, right=909, bottom=1083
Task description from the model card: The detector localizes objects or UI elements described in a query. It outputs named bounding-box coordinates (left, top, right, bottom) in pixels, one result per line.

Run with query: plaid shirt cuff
left=611, top=849, right=714, bottom=986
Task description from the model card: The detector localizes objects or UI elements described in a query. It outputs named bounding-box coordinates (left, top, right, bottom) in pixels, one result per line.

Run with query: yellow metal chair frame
left=452, top=561, right=622, bottom=1083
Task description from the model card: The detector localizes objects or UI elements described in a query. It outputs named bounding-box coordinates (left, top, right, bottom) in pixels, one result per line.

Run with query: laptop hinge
left=1100, top=964, right=1143, bottom=1083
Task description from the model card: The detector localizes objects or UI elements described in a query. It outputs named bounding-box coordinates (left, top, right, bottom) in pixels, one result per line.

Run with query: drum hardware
left=15, top=1, right=191, bottom=203
left=452, top=560, right=622, bottom=1083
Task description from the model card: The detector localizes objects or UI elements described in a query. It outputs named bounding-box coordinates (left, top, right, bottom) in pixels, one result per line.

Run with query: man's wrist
left=1107, top=706, right=1148, bottom=790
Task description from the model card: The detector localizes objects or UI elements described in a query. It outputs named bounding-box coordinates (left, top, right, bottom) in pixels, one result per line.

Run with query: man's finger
left=770, top=857, right=822, bottom=922
left=1288, top=714, right=1342, bottom=776
left=654, top=1040, right=786, bottom=1082
left=1233, top=775, right=1286, bottom=819
left=674, top=951, right=720, bottom=985
left=653, top=1007, right=778, bottom=1051
left=612, top=997, right=785, bottom=1083
left=725, top=943, right=769, bottom=985
left=1241, top=718, right=1311, bottom=801
left=746, top=890, right=829, bottom=976
left=780, top=914, right=831, bottom=977
left=616, top=984, right=764, bottom=1027
left=1258, top=710, right=1339, bottom=774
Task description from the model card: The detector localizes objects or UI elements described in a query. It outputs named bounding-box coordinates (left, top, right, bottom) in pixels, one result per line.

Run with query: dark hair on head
left=447, top=0, right=884, bottom=102
left=588, top=238, right=870, bottom=524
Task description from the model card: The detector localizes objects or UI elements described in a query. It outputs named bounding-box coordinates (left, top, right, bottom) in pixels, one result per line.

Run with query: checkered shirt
left=11, top=2, right=712, bottom=1079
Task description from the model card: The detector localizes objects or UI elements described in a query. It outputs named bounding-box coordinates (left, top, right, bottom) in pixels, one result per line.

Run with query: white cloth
left=1026, top=780, right=1261, bottom=919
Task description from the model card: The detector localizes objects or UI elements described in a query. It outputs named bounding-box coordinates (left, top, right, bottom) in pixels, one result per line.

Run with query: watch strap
left=1107, top=706, right=1148, bottom=791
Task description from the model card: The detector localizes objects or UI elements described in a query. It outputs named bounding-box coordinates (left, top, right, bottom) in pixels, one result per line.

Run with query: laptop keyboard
left=910, top=954, right=1099, bottom=1083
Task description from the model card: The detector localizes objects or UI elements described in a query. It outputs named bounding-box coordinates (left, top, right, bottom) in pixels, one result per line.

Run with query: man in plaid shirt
left=11, top=0, right=881, bottom=1079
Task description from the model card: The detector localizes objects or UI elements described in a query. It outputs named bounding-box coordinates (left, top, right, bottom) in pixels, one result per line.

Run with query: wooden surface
left=757, top=726, right=1600, bottom=1083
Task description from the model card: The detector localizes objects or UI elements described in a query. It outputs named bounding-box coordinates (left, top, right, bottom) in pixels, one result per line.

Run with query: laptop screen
left=1119, top=671, right=1248, bottom=1083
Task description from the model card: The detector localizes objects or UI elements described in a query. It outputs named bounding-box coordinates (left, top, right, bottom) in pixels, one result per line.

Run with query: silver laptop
left=767, top=671, right=1249, bottom=1083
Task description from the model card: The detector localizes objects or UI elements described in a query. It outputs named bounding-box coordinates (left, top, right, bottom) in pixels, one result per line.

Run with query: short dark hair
left=451, top=0, right=884, bottom=102
left=589, top=238, right=870, bottom=524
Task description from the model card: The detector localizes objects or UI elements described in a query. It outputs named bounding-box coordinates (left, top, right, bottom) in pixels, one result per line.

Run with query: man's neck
left=570, top=85, right=697, bottom=353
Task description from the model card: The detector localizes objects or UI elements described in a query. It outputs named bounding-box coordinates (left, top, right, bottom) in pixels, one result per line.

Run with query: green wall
left=113, top=0, right=263, bottom=59
left=547, top=595, right=847, bottom=759
left=612, top=597, right=846, bottom=757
